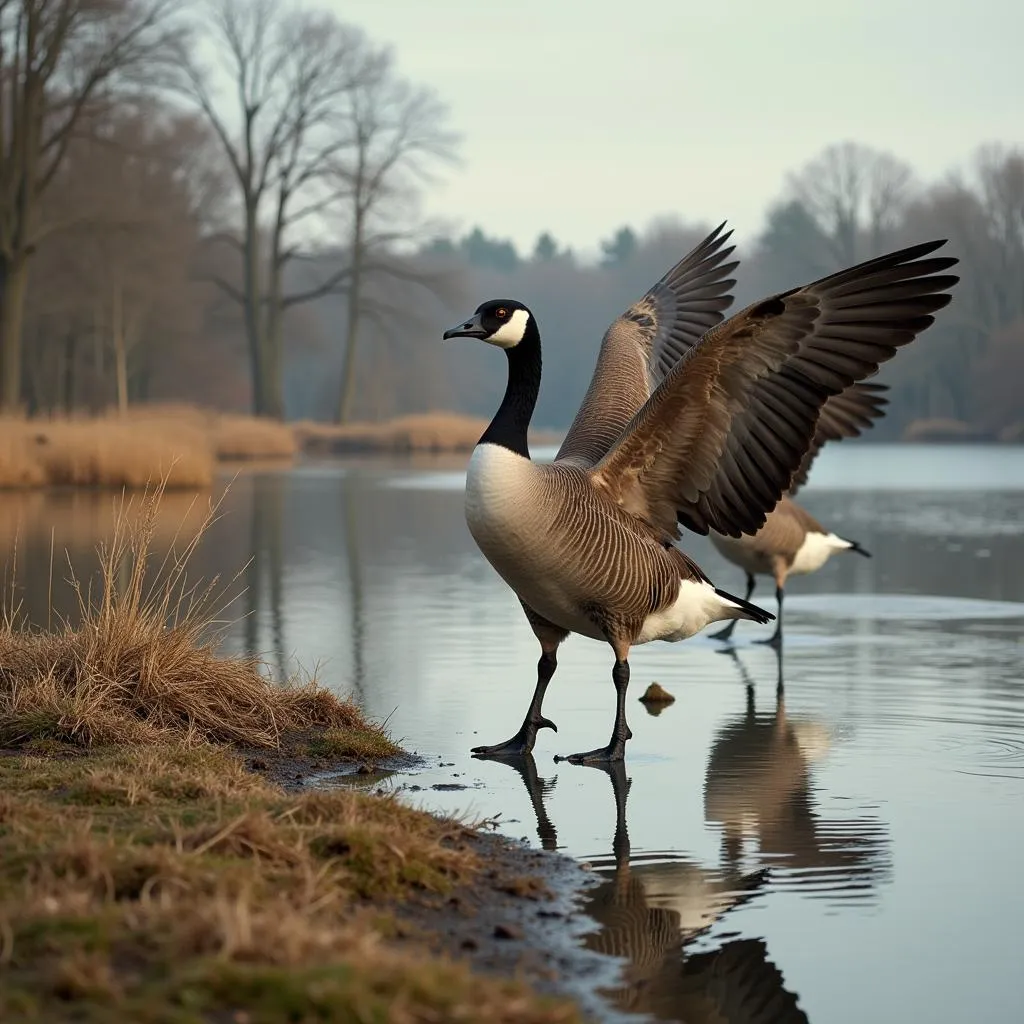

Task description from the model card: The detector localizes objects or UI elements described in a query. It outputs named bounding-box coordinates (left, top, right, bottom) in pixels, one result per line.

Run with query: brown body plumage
left=443, top=224, right=958, bottom=762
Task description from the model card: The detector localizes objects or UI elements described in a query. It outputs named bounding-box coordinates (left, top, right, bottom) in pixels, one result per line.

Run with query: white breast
left=463, top=443, right=607, bottom=641
left=789, top=531, right=853, bottom=575
left=464, top=443, right=535, bottom=540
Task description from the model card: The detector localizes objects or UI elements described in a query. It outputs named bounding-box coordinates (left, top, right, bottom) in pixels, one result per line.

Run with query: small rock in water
left=356, top=764, right=372, bottom=775
left=639, top=682, right=676, bottom=705
left=493, top=923, right=523, bottom=941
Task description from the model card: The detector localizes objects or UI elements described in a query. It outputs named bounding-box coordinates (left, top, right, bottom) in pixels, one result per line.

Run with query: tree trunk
left=63, top=332, right=77, bottom=412
left=242, top=207, right=267, bottom=415
left=112, top=280, right=128, bottom=413
left=262, top=265, right=285, bottom=420
left=0, top=255, right=30, bottom=412
left=336, top=232, right=364, bottom=424
left=263, top=312, right=284, bottom=419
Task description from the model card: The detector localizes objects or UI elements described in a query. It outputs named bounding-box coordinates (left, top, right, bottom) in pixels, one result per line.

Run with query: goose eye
left=495, top=307, right=508, bottom=319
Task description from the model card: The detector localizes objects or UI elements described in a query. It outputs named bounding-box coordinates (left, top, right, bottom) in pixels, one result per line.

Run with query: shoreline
left=0, top=735, right=623, bottom=1023
left=6, top=403, right=1015, bottom=495
left=0, top=482, right=621, bottom=1022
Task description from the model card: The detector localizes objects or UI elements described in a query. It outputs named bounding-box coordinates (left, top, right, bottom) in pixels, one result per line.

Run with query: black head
left=442, top=299, right=533, bottom=348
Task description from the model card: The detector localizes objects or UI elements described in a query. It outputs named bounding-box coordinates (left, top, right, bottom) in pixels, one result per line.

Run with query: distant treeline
left=2, top=1, right=1021, bottom=439
left=406, top=141, right=1024, bottom=442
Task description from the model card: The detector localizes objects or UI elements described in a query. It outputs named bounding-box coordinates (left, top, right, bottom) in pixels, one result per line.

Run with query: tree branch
left=204, top=230, right=244, bottom=252
left=281, top=267, right=354, bottom=308
left=205, top=274, right=245, bottom=304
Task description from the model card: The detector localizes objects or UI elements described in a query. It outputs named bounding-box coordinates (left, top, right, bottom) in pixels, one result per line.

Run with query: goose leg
left=556, top=656, right=633, bottom=764
left=710, top=573, right=756, bottom=641
left=754, top=585, right=784, bottom=647
left=471, top=647, right=560, bottom=758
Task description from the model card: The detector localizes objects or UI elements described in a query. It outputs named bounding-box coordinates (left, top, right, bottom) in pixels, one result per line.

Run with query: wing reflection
left=706, top=647, right=891, bottom=900
left=485, top=755, right=809, bottom=1022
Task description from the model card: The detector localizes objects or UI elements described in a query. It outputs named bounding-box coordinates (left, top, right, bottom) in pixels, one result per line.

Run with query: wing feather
left=555, top=222, right=738, bottom=468
left=787, top=381, right=889, bottom=495
left=589, top=241, right=958, bottom=539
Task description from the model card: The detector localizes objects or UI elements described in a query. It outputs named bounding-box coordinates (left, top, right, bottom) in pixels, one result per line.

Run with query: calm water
left=5, top=444, right=1024, bottom=1024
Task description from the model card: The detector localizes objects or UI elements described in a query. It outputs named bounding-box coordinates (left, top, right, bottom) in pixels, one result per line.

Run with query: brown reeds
left=0, top=480, right=392, bottom=753
left=0, top=407, right=559, bottom=491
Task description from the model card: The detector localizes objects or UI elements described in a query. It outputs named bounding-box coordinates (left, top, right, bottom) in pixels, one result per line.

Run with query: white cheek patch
left=488, top=308, right=530, bottom=348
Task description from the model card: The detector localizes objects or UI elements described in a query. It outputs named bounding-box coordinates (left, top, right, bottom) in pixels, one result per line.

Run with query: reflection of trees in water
left=706, top=647, right=892, bottom=899
left=240, top=469, right=368, bottom=701
left=343, top=474, right=366, bottom=703
left=242, top=474, right=287, bottom=680
left=484, top=755, right=809, bottom=1022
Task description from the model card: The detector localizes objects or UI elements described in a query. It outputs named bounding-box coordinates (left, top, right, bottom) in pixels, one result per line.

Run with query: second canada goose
left=709, top=382, right=888, bottom=645
left=443, top=224, right=957, bottom=763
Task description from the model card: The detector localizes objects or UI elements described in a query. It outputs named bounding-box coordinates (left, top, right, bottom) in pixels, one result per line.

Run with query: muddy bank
left=0, top=738, right=636, bottom=1023
left=253, top=746, right=635, bottom=1022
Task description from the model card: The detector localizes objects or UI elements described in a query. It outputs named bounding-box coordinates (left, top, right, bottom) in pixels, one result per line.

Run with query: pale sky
left=324, top=0, right=1023, bottom=258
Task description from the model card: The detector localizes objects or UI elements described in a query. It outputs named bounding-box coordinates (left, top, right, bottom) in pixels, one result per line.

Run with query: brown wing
left=589, top=240, right=959, bottom=539
left=555, top=222, right=738, bottom=468
left=788, top=381, right=889, bottom=495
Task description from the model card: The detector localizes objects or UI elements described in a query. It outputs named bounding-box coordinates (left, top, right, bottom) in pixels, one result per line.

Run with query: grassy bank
left=0, top=407, right=563, bottom=492
left=0, top=485, right=580, bottom=1022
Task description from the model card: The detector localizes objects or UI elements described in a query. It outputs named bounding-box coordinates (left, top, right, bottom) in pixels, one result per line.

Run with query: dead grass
left=0, top=481, right=396, bottom=754
left=902, top=417, right=993, bottom=443
left=0, top=413, right=214, bottom=490
left=211, top=413, right=298, bottom=462
left=0, top=406, right=562, bottom=491
left=0, top=746, right=579, bottom=1023
left=295, top=411, right=491, bottom=456
left=0, top=480, right=581, bottom=1021
left=0, top=407, right=297, bottom=492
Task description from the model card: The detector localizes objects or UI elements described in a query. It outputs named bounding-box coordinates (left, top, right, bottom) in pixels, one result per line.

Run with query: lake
left=5, top=442, right=1024, bottom=1024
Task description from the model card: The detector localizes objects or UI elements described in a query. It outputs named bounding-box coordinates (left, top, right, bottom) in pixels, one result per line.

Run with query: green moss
left=303, top=726, right=403, bottom=761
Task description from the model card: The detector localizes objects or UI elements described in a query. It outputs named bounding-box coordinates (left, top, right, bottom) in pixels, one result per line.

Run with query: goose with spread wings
left=709, top=381, right=889, bottom=646
left=442, top=224, right=958, bottom=763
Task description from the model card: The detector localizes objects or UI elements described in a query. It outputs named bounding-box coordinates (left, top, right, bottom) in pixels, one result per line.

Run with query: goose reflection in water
left=484, top=754, right=810, bottom=1022
left=705, top=647, right=891, bottom=899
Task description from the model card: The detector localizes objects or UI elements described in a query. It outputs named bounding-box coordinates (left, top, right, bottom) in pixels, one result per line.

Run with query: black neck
left=478, top=320, right=541, bottom=458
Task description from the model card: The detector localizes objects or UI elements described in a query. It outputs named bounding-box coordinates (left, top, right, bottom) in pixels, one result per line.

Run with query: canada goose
left=709, top=382, right=889, bottom=645
left=443, top=224, right=957, bottom=763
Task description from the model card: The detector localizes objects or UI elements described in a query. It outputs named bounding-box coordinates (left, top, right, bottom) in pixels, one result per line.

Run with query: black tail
left=715, top=587, right=775, bottom=624
left=848, top=539, right=872, bottom=558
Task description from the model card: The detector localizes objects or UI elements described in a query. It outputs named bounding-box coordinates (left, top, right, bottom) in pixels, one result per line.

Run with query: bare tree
left=21, top=99, right=217, bottom=413
left=0, top=0, right=180, bottom=410
left=174, top=0, right=384, bottom=419
left=787, top=141, right=918, bottom=265
left=327, top=56, right=457, bottom=423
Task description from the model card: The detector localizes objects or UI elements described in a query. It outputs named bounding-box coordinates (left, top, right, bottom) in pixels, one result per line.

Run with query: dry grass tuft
left=0, top=480, right=395, bottom=754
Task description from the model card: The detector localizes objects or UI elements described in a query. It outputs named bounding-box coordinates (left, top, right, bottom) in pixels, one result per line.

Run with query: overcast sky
left=324, top=0, right=1023, bottom=258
